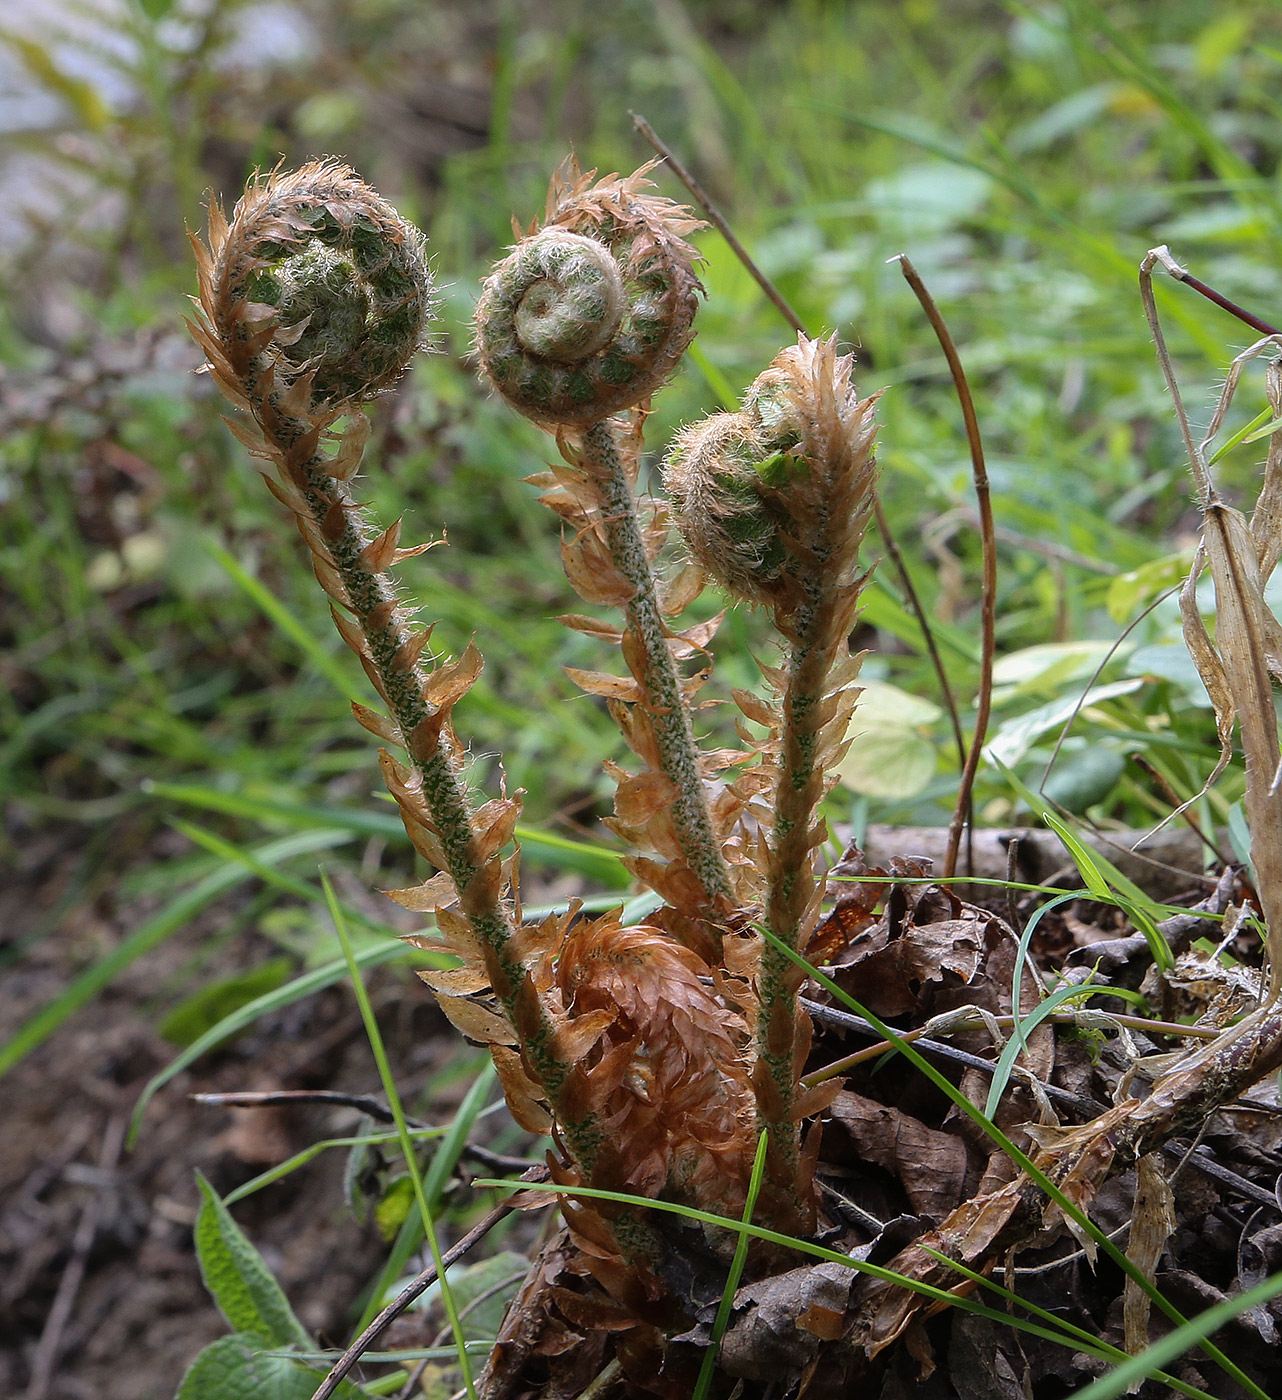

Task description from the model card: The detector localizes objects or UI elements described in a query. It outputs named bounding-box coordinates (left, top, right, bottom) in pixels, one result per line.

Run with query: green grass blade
left=206, top=539, right=360, bottom=701
left=324, top=874, right=477, bottom=1400
left=996, top=759, right=1174, bottom=969
left=171, top=819, right=387, bottom=929
left=353, top=1061, right=499, bottom=1337
left=685, top=342, right=741, bottom=412
left=1070, top=1270, right=1282, bottom=1400
left=129, top=937, right=439, bottom=1144
left=984, top=974, right=1107, bottom=1119
left=693, top=1130, right=769, bottom=1400
left=918, top=1247, right=1220, bottom=1400
left=1040, top=808, right=1112, bottom=900
left=755, top=930, right=1268, bottom=1400
left=0, top=828, right=348, bottom=1083
left=473, top=1179, right=1156, bottom=1363
left=223, top=1127, right=446, bottom=1207
left=862, top=577, right=980, bottom=662
left=1207, top=405, right=1279, bottom=464
left=147, top=780, right=630, bottom=885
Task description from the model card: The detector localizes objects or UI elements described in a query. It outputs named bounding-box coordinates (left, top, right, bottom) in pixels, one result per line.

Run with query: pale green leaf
left=193, top=1176, right=311, bottom=1350
left=174, top=1333, right=324, bottom=1400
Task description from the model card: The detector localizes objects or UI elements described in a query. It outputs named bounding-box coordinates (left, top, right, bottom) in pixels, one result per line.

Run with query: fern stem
left=756, top=579, right=830, bottom=1190
left=281, top=410, right=595, bottom=1166
left=582, top=418, right=735, bottom=923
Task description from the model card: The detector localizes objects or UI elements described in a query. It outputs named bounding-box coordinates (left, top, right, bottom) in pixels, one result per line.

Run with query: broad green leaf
left=1008, top=82, right=1120, bottom=153
left=849, top=678, right=943, bottom=728
left=1124, top=640, right=1213, bottom=705
left=407, top=1251, right=530, bottom=1341
left=863, top=160, right=993, bottom=233
left=984, top=678, right=1141, bottom=766
left=158, top=959, right=293, bottom=1047
left=837, top=680, right=942, bottom=797
left=375, top=1175, right=416, bottom=1243
left=991, top=640, right=1123, bottom=700
left=174, top=1333, right=326, bottom=1400
left=193, top=1175, right=311, bottom=1350
left=1193, top=11, right=1252, bottom=77
left=836, top=726, right=937, bottom=798
left=1039, top=745, right=1125, bottom=814
left=1106, top=554, right=1188, bottom=624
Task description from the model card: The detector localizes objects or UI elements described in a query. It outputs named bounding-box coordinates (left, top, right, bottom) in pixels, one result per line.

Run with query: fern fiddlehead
left=199, top=159, right=435, bottom=413
left=477, top=162, right=740, bottom=948
left=190, top=161, right=600, bottom=1175
left=666, top=336, right=879, bottom=1222
left=475, top=163, right=702, bottom=428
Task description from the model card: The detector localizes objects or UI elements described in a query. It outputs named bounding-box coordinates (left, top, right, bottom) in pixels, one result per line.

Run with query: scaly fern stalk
left=187, top=161, right=599, bottom=1175
left=667, top=336, right=878, bottom=1212
left=476, top=160, right=738, bottom=949
left=581, top=419, right=737, bottom=917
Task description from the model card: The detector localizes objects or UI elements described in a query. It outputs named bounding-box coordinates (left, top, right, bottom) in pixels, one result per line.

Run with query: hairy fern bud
left=475, top=157, right=704, bottom=428
left=194, top=159, right=435, bottom=414
left=665, top=336, right=879, bottom=612
left=664, top=361, right=813, bottom=607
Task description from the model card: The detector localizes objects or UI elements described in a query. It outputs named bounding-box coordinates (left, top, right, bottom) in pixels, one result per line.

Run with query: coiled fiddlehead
left=668, top=336, right=880, bottom=1223
left=475, top=159, right=704, bottom=427
left=198, top=159, right=435, bottom=413
left=190, top=164, right=608, bottom=1195
left=663, top=374, right=808, bottom=608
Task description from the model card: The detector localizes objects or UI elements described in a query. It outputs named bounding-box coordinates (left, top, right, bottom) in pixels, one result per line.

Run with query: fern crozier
left=475, top=158, right=705, bottom=428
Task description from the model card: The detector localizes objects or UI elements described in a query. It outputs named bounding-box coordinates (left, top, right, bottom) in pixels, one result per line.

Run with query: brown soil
left=0, top=815, right=483, bottom=1400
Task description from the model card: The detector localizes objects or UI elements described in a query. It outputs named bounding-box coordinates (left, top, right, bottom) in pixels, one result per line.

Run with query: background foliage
left=5, top=0, right=1282, bottom=1394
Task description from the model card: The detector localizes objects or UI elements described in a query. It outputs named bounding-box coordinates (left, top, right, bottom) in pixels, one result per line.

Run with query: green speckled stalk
left=756, top=576, right=829, bottom=1179
left=193, top=161, right=601, bottom=1178
left=276, top=399, right=593, bottom=1164
left=583, top=419, right=735, bottom=924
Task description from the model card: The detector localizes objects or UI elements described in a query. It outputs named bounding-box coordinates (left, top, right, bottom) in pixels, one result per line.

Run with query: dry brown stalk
left=1141, top=246, right=1282, bottom=997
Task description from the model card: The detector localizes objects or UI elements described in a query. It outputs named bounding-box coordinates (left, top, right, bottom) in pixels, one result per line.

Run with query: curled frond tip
left=192, top=159, right=436, bottom=415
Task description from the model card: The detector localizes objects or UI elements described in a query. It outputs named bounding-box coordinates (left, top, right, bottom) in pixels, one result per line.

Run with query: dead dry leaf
left=827, top=1090, right=968, bottom=1220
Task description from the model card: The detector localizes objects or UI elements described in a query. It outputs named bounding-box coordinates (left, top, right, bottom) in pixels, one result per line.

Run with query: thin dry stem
left=631, top=113, right=966, bottom=788
left=893, top=254, right=995, bottom=881
left=309, top=1197, right=523, bottom=1400
left=631, top=111, right=806, bottom=336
